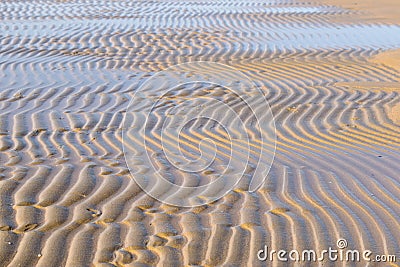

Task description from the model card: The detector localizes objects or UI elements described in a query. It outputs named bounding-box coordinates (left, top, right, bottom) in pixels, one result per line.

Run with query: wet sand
left=322, top=0, right=400, bottom=77
left=321, top=0, right=400, bottom=23
left=0, top=0, right=399, bottom=266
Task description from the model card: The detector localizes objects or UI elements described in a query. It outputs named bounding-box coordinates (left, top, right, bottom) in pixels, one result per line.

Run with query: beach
left=0, top=0, right=399, bottom=266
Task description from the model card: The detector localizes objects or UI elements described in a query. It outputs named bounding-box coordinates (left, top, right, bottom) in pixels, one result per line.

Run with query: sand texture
left=321, top=0, right=400, bottom=24
left=0, top=0, right=399, bottom=266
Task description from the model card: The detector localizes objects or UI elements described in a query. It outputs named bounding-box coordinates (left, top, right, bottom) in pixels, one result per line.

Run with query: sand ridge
left=0, top=0, right=399, bottom=266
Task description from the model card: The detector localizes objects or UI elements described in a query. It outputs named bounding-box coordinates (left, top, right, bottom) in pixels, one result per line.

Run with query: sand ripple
left=0, top=0, right=399, bottom=266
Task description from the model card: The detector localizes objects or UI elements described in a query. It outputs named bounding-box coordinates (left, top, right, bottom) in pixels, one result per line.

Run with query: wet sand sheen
left=0, top=0, right=399, bottom=266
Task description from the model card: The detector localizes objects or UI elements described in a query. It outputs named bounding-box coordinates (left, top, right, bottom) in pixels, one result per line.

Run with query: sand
left=0, top=0, right=399, bottom=266
left=320, top=0, right=400, bottom=24
left=321, top=0, right=400, bottom=128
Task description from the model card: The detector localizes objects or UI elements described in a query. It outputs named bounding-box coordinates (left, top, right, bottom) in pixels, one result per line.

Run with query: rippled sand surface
left=0, top=0, right=399, bottom=266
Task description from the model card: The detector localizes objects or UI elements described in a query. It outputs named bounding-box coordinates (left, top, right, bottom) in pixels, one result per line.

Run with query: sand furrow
left=0, top=0, right=399, bottom=266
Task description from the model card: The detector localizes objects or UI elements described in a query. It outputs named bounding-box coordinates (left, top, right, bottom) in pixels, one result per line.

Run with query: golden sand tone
left=371, top=49, right=400, bottom=73
left=0, top=0, right=399, bottom=266
left=322, top=0, right=400, bottom=140
left=321, top=0, right=400, bottom=23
